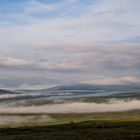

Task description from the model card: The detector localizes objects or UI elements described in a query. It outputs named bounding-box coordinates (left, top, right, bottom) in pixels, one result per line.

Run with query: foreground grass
left=0, top=110, right=140, bottom=127
left=0, top=120, right=140, bottom=140
left=0, top=110, right=140, bottom=140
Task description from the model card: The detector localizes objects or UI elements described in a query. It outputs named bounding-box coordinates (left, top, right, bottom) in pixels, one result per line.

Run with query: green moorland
left=0, top=110, right=140, bottom=140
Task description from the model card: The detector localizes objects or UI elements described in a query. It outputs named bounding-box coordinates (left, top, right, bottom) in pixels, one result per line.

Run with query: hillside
left=0, top=89, right=15, bottom=94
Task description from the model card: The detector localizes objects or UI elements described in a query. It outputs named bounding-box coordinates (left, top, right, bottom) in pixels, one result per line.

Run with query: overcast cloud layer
left=0, top=0, right=140, bottom=89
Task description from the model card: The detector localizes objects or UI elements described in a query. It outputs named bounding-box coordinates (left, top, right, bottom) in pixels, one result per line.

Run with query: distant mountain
left=17, top=83, right=140, bottom=93
left=45, top=84, right=99, bottom=91
left=41, top=83, right=140, bottom=91
left=1, top=84, right=140, bottom=106
left=0, top=89, right=15, bottom=94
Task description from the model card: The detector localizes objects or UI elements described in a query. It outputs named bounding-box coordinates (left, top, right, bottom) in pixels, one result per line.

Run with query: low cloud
left=0, top=99, right=140, bottom=113
left=0, top=115, right=53, bottom=126
left=0, top=57, right=32, bottom=66
left=0, top=44, right=140, bottom=88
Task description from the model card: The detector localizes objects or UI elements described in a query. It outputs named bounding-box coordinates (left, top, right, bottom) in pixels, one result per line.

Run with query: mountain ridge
left=16, top=83, right=140, bottom=93
left=0, top=89, right=15, bottom=94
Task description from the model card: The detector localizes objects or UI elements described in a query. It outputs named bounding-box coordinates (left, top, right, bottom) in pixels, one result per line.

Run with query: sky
left=0, top=0, right=140, bottom=89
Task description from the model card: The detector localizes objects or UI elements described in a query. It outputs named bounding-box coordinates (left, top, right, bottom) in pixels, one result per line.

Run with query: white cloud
left=0, top=57, right=32, bottom=66
left=0, top=0, right=140, bottom=47
left=0, top=0, right=140, bottom=88
left=0, top=100, right=140, bottom=113
left=24, top=0, right=60, bottom=13
left=24, top=0, right=79, bottom=14
left=83, top=76, right=140, bottom=85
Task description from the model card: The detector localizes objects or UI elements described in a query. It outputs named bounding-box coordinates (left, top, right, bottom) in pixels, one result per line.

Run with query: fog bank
left=0, top=115, right=53, bottom=126
left=0, top=99, right=139, bottom=113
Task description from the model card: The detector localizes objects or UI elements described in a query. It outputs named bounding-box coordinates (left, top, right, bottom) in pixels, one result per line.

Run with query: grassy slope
left=0, top=110, right=140, bottom=140
left=0, top=110, right=140, bottom=127
left=0, top=120, right=140, bottom=140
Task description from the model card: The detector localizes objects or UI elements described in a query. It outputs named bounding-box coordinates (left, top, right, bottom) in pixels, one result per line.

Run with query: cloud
left=24, top=0, right=79, bottom=14
left=0, top=57, right=32, bottom=66
left=0, top=99, right=140, bottom=113
left=0, top=0, right=140, bottom=46
left=0, top=44, right=140, bottom=89
left=24, top=0, right=58, bottom=13
left=84, top=76, right=140, bottom=85
left=0, top=0, right=140, bottom=88
left=0, top=99, right=140, bottom=126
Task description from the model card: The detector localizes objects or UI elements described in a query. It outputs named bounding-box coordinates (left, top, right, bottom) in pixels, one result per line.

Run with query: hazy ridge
left=0, top=84, right=139, bottom=113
